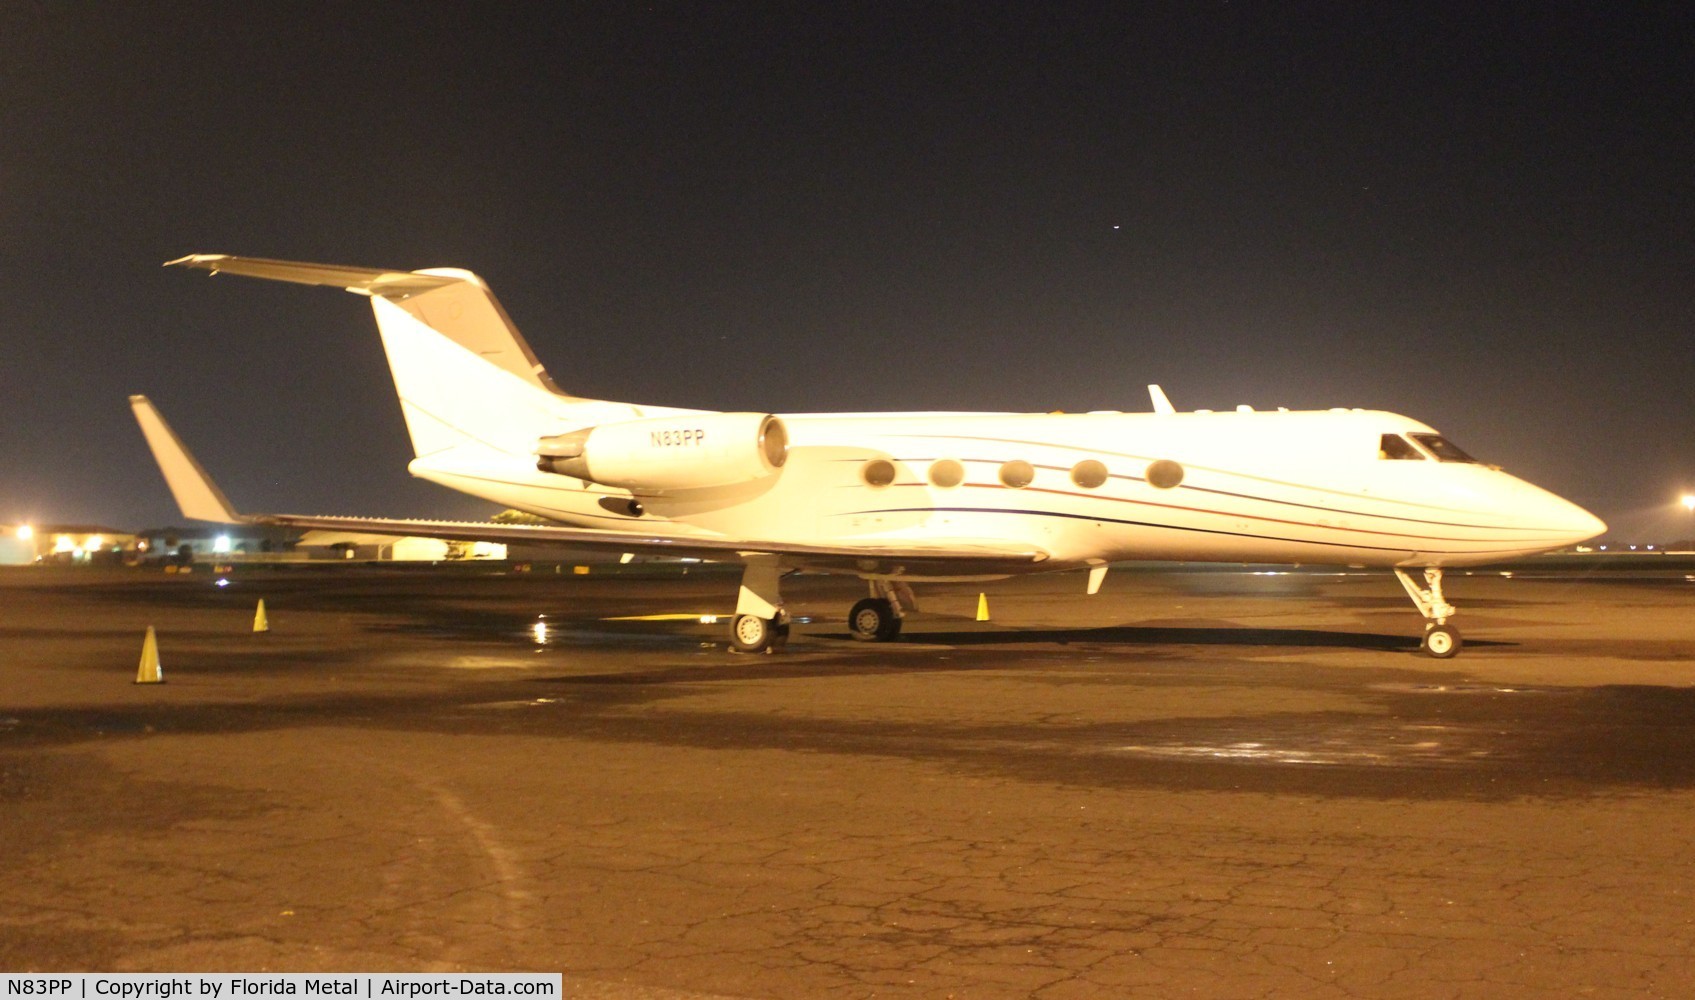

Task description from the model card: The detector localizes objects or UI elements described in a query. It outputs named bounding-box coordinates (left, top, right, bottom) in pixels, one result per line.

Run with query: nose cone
left=1488, top=473, right=1606, bottom=553
left=1561, top=503, right=1607, bottom=546
left=1526, top=487, right=1606, bottom=548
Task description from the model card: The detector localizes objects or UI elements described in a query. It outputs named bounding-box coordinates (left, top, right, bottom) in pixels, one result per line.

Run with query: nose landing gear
left=1394, top=567, right=1462, bottom=657
left=1421, top=622, right=1460, bottom=657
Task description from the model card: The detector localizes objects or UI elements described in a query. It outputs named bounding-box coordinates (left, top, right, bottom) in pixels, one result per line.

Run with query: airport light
left=16, top=524, right=33, bottom=541
left=1682, top=494, right=1695, bottom=512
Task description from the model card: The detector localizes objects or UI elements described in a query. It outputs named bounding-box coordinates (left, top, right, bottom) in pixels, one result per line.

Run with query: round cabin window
left=1070, top=459, right=1108, bottom=489
left=929, top=459, right=966, bottom=488
left=1146, top=459, right=1184, bottom=489
left=862, top=459, right=896, bottom=487
left=999, top=460, right=1035, bottom=489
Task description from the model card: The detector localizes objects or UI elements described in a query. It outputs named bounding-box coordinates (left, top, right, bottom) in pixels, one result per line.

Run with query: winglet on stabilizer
left=129, top=395, right=243, bottom=524
left=1148, top=384, right=1176, bottom=415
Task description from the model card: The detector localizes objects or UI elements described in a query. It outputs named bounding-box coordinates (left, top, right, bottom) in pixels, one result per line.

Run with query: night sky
left=3, top=4, right=1691, bottom=539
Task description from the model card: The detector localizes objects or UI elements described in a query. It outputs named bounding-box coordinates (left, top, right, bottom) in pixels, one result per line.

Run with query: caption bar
left=2, top=976, right=561, bottom=1000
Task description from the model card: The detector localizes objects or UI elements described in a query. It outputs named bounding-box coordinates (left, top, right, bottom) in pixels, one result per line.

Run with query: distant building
left=0, top=524, right=36, bottom=565
left=3, top=521, right=510, bottom=566
left=1, top=524, right=137, bottom=565
left=133, top=525, right=297, bottom=563
left=294, top=530, right=506, bottom=561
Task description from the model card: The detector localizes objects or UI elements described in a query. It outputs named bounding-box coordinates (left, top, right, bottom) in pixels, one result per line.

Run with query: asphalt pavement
left=3, top=563, right=1693, bottom=998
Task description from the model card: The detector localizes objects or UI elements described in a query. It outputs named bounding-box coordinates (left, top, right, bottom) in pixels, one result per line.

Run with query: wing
left=129, top=396, right=1049, bottom=575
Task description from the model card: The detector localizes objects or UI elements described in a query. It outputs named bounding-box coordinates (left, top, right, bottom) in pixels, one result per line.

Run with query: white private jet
left=133, top=254, right=1605, bottom=658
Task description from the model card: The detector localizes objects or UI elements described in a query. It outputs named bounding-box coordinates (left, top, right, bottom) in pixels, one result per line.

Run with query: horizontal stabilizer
left=165, top=253, right=565, bottom=397
left=164, top=254, right=461, bottom=296
left=129, top=395, right=242, bottom=524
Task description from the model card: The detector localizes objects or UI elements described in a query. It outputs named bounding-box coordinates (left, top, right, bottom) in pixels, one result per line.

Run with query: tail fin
left=166, top=255, right=591, bottom=461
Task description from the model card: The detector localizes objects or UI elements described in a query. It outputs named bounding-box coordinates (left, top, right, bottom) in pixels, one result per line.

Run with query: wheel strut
left=1394, top=567, right=1462, bottom=658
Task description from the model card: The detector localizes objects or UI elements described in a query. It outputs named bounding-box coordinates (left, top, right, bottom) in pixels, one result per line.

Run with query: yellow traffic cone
left=135, top=626, right=164, bottom=684
left=252, top=599, right=269, bottom=633
left=976, top=593, right=990, bottom=622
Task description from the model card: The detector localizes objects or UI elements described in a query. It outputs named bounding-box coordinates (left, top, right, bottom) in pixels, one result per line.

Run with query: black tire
left=731, top=613, right=777, bottom=653
left=1421, top=623, right=1461, bottom=658
left=848, top=598, right=902, bottom=642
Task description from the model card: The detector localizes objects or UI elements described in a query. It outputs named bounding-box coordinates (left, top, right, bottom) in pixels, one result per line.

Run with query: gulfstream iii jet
left=134, top=254, right=1605, bottom=657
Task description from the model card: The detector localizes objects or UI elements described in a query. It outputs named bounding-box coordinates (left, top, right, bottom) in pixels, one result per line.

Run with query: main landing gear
left=730, top=555, right=790, bottom=653
left=1394, top=567, right=1462, bottom=658
left=849, top=580, right=914, bottom=642
left=730, top=608, right=790, bottom=654
left=730, top=558, right=912, bottom=652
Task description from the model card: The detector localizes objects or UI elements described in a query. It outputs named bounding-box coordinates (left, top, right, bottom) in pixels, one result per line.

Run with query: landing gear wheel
left=731, top=613, right=785, bottom=653
left=848, top=598, right=902, bottom=642
left=1422, top=623, right=1461, bottom=659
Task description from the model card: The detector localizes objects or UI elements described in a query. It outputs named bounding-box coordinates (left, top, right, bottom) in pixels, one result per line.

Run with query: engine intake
left=537, top=412, right=788, bottom=491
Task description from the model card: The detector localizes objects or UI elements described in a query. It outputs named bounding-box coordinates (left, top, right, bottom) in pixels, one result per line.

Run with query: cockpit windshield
left=1378, top=434, right=1425, bottom=460
left=1408, top=433, right=1479, bottom=464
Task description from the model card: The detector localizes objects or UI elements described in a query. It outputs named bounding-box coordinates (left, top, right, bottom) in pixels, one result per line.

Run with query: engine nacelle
left=536, top=412, right=788, bottom=491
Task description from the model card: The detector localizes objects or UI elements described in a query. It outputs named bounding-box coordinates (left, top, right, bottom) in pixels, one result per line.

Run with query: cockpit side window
left=1379, top=434, right=1425, bottom=460
left=1408, top=433, right=1479, bottom=463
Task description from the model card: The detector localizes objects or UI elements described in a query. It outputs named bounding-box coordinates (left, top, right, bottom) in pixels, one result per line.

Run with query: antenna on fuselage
left=1148, top=384, right=1176, bottom=414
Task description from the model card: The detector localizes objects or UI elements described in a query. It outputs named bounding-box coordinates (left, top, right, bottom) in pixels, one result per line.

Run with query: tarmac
left=2, top=561, right=1694, bottom=998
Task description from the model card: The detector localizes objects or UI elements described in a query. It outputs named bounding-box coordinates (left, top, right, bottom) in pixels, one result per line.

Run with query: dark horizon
left=3, top=5, right=1691, bottom=540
